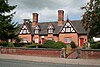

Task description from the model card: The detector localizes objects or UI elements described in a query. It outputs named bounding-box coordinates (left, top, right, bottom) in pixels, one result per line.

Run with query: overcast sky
left=9, top=0, right=90, bottom=24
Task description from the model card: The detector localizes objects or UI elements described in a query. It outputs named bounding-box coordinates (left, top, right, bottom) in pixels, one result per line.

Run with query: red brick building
left=18, top=10, right=88, bottom=47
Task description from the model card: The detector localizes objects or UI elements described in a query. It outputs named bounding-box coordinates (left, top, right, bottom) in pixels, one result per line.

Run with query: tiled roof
left=18, top=20, right=87, bottom=35
left=31, top=22, right=62, bottom=35
left=71, top=20, right=87, bottom=34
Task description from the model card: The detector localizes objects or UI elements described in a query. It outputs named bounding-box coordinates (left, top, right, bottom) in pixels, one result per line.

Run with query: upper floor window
left=47, top=24, right=54, bottom=34
left=48, top=29, right=53, bottom=33
left=34, top=25, right=40, bottom=34
left=65, top=27, right=70, bottom=32
left=34, top=29, right=39, bottom=34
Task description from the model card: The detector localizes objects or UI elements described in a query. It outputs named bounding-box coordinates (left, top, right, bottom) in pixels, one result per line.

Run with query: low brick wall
left=0, top=47, right=61, bottom=58
left=80, top=49, right=100, bottom=59
left=67, top=50, right=78, bottom=59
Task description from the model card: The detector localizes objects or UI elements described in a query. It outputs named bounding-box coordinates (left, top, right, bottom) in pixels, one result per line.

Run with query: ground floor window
left=48, top=38, right=53, bottom=40
left=35, top=38, right=39, bottom=44
left=22, top=38, right=28, bottom=43
left=64, top=38, right=72, bottom=44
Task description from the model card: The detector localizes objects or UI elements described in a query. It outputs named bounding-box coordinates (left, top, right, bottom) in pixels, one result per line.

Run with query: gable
left=19, top=23, right=30, bottom=34
left=34, top=25, right=40, bottom=30
left=47, top=24, right=54, bottom=29
left=60, top=21, right=76, bottom=33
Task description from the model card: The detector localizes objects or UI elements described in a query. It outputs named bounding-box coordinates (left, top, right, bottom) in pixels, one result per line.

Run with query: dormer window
left=48, top=29, right=53, bottom=33
left=35, top=29, right=39, bottom=34
left=47, top=24, right=54, bottom=34
left=34, top=25, right=40, bottom=34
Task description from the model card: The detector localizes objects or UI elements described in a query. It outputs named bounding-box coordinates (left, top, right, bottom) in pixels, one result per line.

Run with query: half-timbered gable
left=19, top=22, right=31, bottom=34
left=60, top=20, right=76, bottom=33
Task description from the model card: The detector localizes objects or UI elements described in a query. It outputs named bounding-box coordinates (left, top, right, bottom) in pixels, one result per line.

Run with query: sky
left=9, top=0, right=90, bottom=24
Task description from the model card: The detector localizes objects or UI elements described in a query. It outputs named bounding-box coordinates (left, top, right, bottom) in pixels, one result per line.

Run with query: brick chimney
left=32, top=13, right=38, bottom=27
left=58, top=10, right=64, bottom=26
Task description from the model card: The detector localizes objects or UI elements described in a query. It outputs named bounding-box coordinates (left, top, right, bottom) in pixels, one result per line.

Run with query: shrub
left=43, top=40, right=55, bottom=48
left=70, top=41, right=77, bottom=48
left=82, top=43, right=86, bottom=49
left=90, top=42, right=100, bottom=49
left=26, top=45, right=36, bottom=48
left=7, top=42, right=14, bottom=47
left=53, top=41, right=66, bottom=49
left=13, top=43, right=21, bottom=47
left=26, top=42, right=36, bottom=48
left=0, top=42, right=8, bottom=47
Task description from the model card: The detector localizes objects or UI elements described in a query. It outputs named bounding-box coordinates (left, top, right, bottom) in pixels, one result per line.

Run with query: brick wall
left=59, top=33, right=78, bottom=45
left=67, top=50, right=78, bottom=59
left=18, top=34, right=32, bottom=43
left=80, top=49, right=100, bottom=59
left=0, top=47, right=61, bottom=58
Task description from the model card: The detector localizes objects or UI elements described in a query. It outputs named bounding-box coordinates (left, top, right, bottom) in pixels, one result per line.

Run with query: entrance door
left=41, top=38, right=45, bottom=44
left=80, top=38, right=84, bottom=47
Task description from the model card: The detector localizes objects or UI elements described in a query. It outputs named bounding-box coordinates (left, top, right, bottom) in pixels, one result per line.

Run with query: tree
left=0, top=0, right=18, bottom=42
left=81, top=0, right=100, bottom=38
left=70, top=41, right=77, bottom=48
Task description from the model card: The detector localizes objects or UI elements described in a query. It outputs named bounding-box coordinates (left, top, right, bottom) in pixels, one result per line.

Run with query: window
left=35, top=38, right=39, bottom=43
left=34, top=25, right=40, bottom=34
left=65, top=27, right=70, bottom=32
left=48, top=38, right=53, bottom=40
left=23, top=30, right=26, bottom=34
left=64, top=38, right=72, bottom=43
left=35, top=29, right=39, bottom=34
left=47, top=25, right=54, bottom=34
left=48, top=29, right=53, bottom=33
left=22, top=38, right=28, bottom=43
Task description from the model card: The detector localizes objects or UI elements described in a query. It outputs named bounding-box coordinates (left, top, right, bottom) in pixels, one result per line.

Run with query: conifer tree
left=0, top=0, right=17, bottom=42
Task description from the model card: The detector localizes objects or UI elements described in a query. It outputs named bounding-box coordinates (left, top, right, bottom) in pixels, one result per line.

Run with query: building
left=93, top=34, right=100, bottom=42
left=18, top=10, right=88, bottom=47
